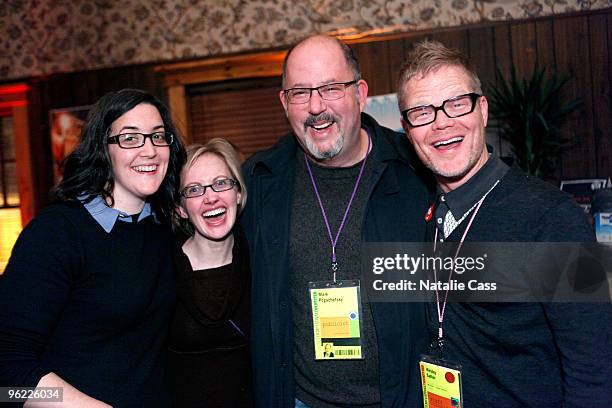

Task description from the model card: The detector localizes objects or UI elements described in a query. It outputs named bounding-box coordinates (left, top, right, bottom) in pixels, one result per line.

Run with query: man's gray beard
left=304, top=133, right=344, bottom=160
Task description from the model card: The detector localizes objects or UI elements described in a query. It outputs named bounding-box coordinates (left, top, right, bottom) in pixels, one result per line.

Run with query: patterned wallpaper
left=1, top=0, right=610, bottom=81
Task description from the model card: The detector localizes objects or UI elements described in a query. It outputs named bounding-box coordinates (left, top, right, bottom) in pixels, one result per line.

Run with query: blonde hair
left=173, top=138, right=247, bottom=236
left=397, top=40, right=482, bottom=109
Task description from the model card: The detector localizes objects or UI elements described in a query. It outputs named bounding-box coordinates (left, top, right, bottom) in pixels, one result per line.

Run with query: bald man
left=242, top=35, right=431, bottom=407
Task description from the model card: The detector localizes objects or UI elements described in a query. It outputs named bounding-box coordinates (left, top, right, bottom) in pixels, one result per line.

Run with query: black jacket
left=241, top=113, right=432, bottom=407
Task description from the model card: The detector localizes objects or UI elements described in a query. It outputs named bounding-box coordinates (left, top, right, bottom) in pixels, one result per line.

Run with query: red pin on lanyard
left=425, top=202, right=435, bottom=222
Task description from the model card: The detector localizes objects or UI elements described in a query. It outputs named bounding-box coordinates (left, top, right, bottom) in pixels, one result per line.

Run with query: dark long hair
left=51, top=89, right=186, bottom=224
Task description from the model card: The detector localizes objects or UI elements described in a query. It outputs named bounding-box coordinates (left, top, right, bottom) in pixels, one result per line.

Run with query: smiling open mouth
left=311, top=121, right=334, bottom=131
left=203, top=208, right=226, bottom=218
left=433, top=137, right=463, bottom=149
left=132, top=165, right=157, bottom=173
left=305, top=113, right=336, bottom=132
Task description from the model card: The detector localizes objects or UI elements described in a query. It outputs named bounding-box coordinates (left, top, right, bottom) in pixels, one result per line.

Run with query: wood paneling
left=22, top=8, right=612, bottom=217
left=168, top=85, right=190, bottom=144
left=387, top=38, right=406, bottom=93
left=155, top=51, right=286, bottom=87
left=351, top=10, right=610, bottom=183
left=492, top=24, right=513, bottom=83
left=590, top=14, right=612, bottom=179
left=353, top=41, right=391, bottom=96
left=431, top=29, right=469, bottom=56
left=554, top=15, right=596, bottom=179
left=190, top=79, right=290, bottom=159
left=511, top=22, right=538, bottom=80
left=535, top=20, right=556, bottom=72
left=468, top=27, right=496, bottom=94
left=604, top=13, right=612, bottom=177
left=12, top=104, right=33, bottom=225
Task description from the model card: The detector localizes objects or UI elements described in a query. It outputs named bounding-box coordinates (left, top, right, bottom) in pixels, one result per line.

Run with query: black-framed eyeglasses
left=107, top=131, right=174, bottom=149
left=401, top=93, right=482, bottom=127
left=283, top=80, right=358, bottom=104
left=181, top=178, right=238, bottom=198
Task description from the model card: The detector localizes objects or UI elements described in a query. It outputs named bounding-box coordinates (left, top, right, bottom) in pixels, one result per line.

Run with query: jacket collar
left=249, top=130, right=299, bottom=176
left=361, top=112, right=416, bottom=168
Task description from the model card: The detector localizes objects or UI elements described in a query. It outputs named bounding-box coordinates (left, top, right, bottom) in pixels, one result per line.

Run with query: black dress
left=167, top=229, right=253, bottom=408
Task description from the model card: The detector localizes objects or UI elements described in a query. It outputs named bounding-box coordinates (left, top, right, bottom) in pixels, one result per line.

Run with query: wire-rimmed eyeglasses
left=181, top=178, right=238, bottom=198
left=283, top=80, right=358, bottom=104
left=401, top=93, right=482, bottom=127
left=107, top=131, right=174, bottom=149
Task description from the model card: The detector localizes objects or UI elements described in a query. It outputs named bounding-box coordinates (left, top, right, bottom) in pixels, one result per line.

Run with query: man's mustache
left=304, top=113, right=336, bottom=129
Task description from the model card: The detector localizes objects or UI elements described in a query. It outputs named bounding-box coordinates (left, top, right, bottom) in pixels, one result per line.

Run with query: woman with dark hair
left=167, top=139, right=253, bottom=407
left=0, top=89, right=186, bottom=407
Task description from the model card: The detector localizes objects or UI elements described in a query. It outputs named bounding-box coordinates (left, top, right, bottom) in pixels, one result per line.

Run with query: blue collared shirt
left=81, top=195, right=157, bottom=233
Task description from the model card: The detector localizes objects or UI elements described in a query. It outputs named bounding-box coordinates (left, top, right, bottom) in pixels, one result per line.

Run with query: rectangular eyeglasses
left=284, top=80, right=358, bottom=104
left=181, top=178, right=237, bottom=198
left=107, top=131, right=174, bottom=149
left=401, top=93, right=481, bottom=127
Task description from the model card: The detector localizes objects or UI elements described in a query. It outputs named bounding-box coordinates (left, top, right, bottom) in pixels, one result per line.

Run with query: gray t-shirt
left=290, top=148, right=381, bottom=408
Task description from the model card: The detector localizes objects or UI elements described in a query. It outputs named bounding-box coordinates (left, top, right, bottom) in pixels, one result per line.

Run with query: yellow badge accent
left=309, top=282, right=363, bottom=360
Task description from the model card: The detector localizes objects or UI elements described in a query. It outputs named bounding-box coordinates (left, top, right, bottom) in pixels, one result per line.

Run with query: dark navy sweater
left=426, top=165, right=612, bottom=407
left=0, top=202, right=175, bottom=407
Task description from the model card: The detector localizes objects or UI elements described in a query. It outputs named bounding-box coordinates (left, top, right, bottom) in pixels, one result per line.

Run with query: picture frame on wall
left=364, top=93, right=402, bottom=133
left=49, top=105, right=91, bottom=183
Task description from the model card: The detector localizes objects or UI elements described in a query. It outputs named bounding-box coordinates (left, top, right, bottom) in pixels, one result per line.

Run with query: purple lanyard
left=304, top=134, right=372, bottom=282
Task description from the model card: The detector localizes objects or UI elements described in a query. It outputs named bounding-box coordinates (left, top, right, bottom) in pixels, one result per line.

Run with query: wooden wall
left=350, top=9, right=611, bottom=182
left=21, top=7, right=612, bottom=215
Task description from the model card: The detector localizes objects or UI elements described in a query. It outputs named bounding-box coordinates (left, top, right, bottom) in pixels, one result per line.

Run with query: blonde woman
left=167, top=139, right=252, bottom=408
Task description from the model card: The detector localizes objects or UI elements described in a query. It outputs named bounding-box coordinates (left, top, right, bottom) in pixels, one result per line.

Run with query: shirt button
left=440, top=196, right=446, bottom=202
left=437, top=218, right=443, bottom=224
left=439, top=238, right=444, bottom=242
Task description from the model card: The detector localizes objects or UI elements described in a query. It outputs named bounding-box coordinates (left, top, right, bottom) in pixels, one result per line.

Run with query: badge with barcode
left=309, top=280, right=364, bottom=360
